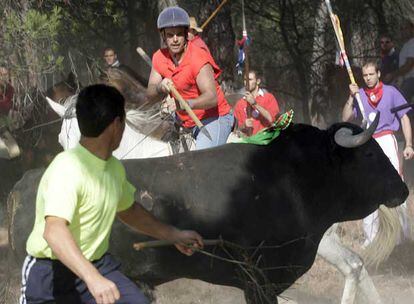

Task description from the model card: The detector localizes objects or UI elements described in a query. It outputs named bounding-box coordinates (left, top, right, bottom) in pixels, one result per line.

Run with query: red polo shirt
left=152, top=40, right=230, bottom=128
left=191, top=36, right=212, bottom=55
left=0, top=83, right=14, bottom=116
left=234, top=90, right=280, bottom=135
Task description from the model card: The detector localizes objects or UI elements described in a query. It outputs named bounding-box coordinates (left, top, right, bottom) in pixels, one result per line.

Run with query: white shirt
left=399, top=37, right=414, bottom=79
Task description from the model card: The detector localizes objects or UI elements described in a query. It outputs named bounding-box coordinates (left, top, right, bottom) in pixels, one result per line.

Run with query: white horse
left=46, top=95, right=194, bottom=159
left=47, top=94, right=390, bottom=304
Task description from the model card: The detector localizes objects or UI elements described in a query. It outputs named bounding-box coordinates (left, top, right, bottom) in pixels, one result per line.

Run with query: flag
left=236, top=31, right=251, bottom=75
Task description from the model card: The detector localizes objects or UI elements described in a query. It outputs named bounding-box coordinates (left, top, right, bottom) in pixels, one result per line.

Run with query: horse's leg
left=317, top=224, right=382, bottom=304
left=354, top=267, right=382, bottom=304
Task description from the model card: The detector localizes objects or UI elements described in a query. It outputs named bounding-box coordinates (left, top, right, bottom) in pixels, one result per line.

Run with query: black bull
left=5, top=122, right=408, bottom=303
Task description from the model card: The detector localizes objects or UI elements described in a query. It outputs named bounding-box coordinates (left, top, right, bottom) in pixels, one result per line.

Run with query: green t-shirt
left=26, top=144, right=136, bottom=261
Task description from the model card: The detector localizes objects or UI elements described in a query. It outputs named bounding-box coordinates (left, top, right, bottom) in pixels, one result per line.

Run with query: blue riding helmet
left=157, top=6, right=190, bottom=30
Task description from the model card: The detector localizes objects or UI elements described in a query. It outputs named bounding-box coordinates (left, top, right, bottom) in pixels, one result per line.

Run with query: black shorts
left=20, top=253, right=149, bottom=304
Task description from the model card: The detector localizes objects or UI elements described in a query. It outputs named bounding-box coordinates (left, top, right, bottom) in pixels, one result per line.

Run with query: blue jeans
left=192, top=113, right=234, bottom=150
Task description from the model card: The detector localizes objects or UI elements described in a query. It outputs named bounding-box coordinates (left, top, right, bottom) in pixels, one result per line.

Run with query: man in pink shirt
left=342, top=60, right=413, bottom=246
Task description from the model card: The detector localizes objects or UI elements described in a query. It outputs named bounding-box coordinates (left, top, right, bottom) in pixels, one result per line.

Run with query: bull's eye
left=365, top=151, right=374, bottom=157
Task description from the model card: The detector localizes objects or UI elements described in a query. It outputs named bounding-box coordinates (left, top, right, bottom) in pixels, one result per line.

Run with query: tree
left=197, top=0, right=236, bottom=84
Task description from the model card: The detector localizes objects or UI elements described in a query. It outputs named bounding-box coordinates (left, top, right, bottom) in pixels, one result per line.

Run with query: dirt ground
left=2, top=223, right=414, bottom=304
left=152, top=243, right=414, bottom=304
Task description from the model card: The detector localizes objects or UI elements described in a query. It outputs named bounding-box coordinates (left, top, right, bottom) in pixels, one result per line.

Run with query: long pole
left=200, top=0, right=230, bottom=30
left=325, top=0, right=367, bottom=127
left=241, top=0, right=253, bottom=136
left=167, top=84, right=213, bottom=141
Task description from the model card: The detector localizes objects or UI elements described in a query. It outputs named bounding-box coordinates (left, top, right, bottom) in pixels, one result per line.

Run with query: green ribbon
left=239, top=110, right=294, bottom=145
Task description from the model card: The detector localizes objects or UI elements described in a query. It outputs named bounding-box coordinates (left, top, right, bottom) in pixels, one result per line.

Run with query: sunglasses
left=380, top=40, right=391, bottom=44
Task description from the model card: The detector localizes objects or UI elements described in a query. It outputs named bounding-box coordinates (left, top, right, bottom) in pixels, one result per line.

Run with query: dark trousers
left=401, top=77, right=414, bottom=103
left=20, top=253, right=149, bottom=304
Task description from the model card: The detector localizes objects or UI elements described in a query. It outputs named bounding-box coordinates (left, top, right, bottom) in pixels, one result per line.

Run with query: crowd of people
left=6, top=5, right=414, bottom=304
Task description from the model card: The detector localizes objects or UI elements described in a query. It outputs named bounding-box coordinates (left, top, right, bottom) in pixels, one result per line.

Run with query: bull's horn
left=334, top=112, right=380, bottom=148
left=46, top=96, right=66, bottom=118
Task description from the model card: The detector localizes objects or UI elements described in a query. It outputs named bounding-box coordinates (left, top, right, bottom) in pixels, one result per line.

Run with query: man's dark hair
left=249, top=70, right=261, bottom=79
left=379, top=33, right=392, bottom=40
left=76, top=84, right=125, bottom=137
left=103, top=47, right=116, bottom=55
left=362, top=60, right=380, bottom=73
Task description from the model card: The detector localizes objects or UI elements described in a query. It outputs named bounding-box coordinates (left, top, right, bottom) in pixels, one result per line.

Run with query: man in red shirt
left=147, top=7, right=233, bottom=150
left=187, top=17, right=211, bottom=55
left=0, top=67, right=20, bottom=159
left=0, top=67, right=13, bottom=118
left=234, top=70, right=280, bottom=136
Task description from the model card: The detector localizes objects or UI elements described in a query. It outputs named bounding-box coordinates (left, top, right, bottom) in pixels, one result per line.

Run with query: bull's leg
left=1, top=250, right=22, bottom=304
left=317, top=225, right=382, bottom=304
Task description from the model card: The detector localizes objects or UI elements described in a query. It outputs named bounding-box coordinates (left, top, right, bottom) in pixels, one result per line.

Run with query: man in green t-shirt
left=21, top=84, right=203, bottom=304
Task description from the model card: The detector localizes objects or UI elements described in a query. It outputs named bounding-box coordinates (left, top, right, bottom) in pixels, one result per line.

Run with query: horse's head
left=46, top=72, right=80, bottom=103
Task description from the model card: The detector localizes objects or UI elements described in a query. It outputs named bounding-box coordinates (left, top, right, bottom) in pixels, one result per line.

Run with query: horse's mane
left=61, top=69, right=177, bottom=142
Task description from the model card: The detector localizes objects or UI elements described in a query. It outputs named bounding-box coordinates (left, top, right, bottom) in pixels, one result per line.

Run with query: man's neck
left=250, top=86, right=260, bottom=97
left=367, top=81, right=381, bottom=90
left=387, top=48, right=395, bottom=56
left=169, top=43, right=187, bottom=66
left=110, top=60, right=120, bottom=68
left=79, top=138, right=112, bottom=160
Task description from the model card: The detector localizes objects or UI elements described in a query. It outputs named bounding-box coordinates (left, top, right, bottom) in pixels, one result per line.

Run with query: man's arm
left=254, top=104, right=273, bottom=124
left=43, top=216, right=120, bottom=303
left=342, top=96, right=355, bottom=122
left=188, top=64, right=217, bottom=110
left=342, top=84, right=359, bottom=122
left=401, top=114, right=414, bottom=160
left=146, top=67, right=169, bottom=104
left=118, top=202, right=203, bottom=255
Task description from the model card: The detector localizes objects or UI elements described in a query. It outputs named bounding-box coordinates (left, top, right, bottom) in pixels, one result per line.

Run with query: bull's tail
left=362, top=205, right=401, bottom=268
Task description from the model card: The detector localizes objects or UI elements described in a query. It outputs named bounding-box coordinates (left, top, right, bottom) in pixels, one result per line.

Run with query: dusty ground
left=2, top=224, right=414, bottom=304
left=152, top=241, right=414, bottom=304
left=1, top=189, right=414, bottom=303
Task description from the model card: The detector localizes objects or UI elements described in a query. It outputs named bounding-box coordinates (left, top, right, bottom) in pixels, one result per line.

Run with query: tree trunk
left=308, top=1, right=329, bottom=127
left=158, top=0, right=178, bottom=11
left=198, top=0, right=235, bottom=84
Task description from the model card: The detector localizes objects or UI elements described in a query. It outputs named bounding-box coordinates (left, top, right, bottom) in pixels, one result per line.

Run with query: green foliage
left=2, top=5, right=64, bottom=83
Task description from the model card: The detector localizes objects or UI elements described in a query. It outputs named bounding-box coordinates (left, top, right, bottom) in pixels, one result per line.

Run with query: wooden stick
left=136, top=47, right=152, bottom=67
left=167, top=83, right=213, bottom=140
left=200, top=0, right=230, bottom=30
left=325, top=0, right=367, bottom=126
left=133, top=239, right=223, bottom=251
left=135, top=46, right=212, bottom=140
left=241, top=0, right=253, bottom=136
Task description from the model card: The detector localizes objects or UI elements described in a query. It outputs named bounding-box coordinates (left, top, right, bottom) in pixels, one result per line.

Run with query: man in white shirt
left=389, top=21, right=414, bottom=102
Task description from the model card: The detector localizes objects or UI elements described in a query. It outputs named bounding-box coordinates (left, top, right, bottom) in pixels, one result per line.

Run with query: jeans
left=192, top=113, right=234, bottom=150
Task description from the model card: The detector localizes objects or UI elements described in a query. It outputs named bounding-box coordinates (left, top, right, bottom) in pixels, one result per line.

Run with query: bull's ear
left=46, top=97, right=66, bottom=118
left=67, top=72, right=76, bottom=85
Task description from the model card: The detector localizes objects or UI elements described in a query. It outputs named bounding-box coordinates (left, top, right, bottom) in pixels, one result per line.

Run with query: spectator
left=234, top=70, right=280, bottom=136
left=379, top=34, right=399, bottom=84
left=102, top=47, right=147, bottom=86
